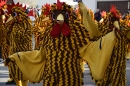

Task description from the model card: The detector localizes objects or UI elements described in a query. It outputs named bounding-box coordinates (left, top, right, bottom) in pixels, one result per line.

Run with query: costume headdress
left=42, top=3, right=51, bottom=16
left=0, top=0, right=7, bottom=8
left=48, top=0, right=74, bottom=38
left=48, top=0, right=72, bottom=15
left=7, top=2, right=26, bottom=14
left=110, top=5, right=120, bottom=19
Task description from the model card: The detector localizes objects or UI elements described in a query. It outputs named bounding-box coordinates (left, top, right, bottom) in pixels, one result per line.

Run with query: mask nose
left=56, top=14, right=64, bottom=25
left=6, top=15, right=13, bottom=23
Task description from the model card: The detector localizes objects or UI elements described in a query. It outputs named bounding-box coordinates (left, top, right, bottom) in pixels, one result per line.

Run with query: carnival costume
left=121, top=14, right=130, bottom=60
left=0, top=0, right=16, bottom=84
left=5, top=0, right=118, bottom=86
left=5, top=2, right=33, bottom=86
left=0, top=0, right=9, bottom=60
left=33, top=3, right=51, bottom=49
left=0, top=0, right=7, bottom=59
left=79, top=1, right=130, bottom=85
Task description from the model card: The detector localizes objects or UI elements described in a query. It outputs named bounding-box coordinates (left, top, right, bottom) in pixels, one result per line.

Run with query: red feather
left=23, top=5, right=26, bottom=10
left=57, top=0, right=63, bottom=10
left=110, top=5, right=119, bottom=18
left=0, top=0, right=7, bottom=8
left=43, top=3, right=51, bottom=15
left=7, top=2, right=26, bottom=14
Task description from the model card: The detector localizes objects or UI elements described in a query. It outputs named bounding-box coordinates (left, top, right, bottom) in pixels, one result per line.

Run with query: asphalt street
left=0, top=60, right=130, bottom=86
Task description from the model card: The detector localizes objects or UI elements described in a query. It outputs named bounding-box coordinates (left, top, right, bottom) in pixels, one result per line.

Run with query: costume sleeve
left=9, top=46, right=46, bottom=82
left=78, top=2, right=101, bottom=37
left=72, top=20, right=92, bottom=48
left=78, top=30, right=116, bottom=80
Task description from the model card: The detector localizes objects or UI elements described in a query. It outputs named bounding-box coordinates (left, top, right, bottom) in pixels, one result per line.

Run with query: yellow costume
left=0, top=11, right=6, bottom=57
left=78, top=1, right=130, bottom=85
left=0, top=0, right=10, bottom=60
left=121, top=14, right=130, bottom=60
left=6, top=1, right=118, bottom=86
left=0, top=1, right=16, bottom=84
left=33, top=3, right=51, bottom=49
left=5, top=2, right=33, bottom=86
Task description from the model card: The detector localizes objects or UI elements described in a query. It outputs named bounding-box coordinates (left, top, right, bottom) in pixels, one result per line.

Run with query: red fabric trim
left=50, top=22, right=71, bottom=38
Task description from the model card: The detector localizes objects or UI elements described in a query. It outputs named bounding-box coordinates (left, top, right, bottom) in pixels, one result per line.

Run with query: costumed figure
left=5, top=0, right=118, bottom=86
left=5, top=2, right=33, bottom=86
left=33, top=3, right=51, bottom=49
left=94, top=5, right=130, bottom=86
left=120, top=14, right=130, bottom=60
left=1, top=0, right=8, bottom=23
left=0, top=0, right=14, bottom=84
left=0, top=0, right=9, bottom=60
left=78, top=1, right=130, bottom=85
left=0, top=0, right=7, bottom=60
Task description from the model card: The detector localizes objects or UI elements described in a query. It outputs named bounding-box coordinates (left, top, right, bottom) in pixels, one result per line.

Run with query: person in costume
left=33, top=3, right=51, bottom=50
left=5, top=0, right=120, bottom=86
left=0, top=0, right=9, bottom=60
left=4, top=2, right=33, bottom=86
left=98, top=11, right=130, bottom=85
left=0, top=0, right=8, bottom=23
left=79, top=1, right=130, bottom=85
left=0, top=0, right=7, bottom=59
left=0, top=13, right=3, bottom=59
left=121, top=14, right=130, bottom=60
left=0, top=0, right=16, bottom=84
left=78, top=1, right=130, bottom=85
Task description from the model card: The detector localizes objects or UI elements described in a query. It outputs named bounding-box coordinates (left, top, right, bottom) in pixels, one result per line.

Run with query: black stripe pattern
left=42, top=19, right=92, bottom=86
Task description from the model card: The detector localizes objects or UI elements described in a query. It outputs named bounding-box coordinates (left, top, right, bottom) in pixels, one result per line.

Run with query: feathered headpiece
left=50, top=0, right=72, bottom=14
left=0, top=0, right=7, bottom=8
left=7, top=2, right=26, bottom=14
left=42, top=3, right=51, bottom=15
left=56, top=0, right=63, bottom=10
left=110, top=5, right=120, bottom=18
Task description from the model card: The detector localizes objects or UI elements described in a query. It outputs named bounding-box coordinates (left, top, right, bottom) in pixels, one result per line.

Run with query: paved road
left=0, top=60, right=130, bottom=86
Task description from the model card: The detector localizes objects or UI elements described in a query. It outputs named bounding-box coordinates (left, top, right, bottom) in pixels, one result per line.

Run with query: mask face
left=52, top=10, right=69, bottom=20
left=52, top=10, right=69, bottom=25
